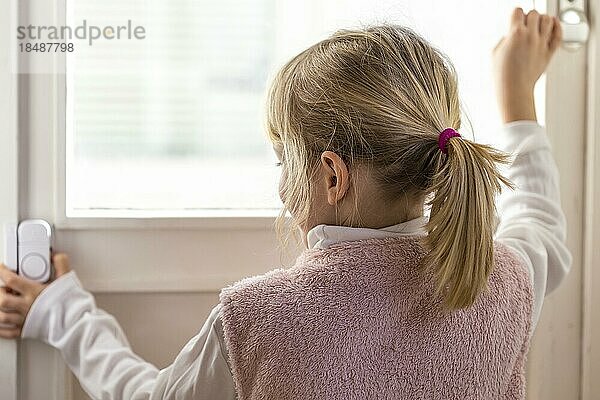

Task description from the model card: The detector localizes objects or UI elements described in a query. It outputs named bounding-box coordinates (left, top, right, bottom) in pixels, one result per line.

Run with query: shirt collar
left=306, top=215, right=428, bottom=250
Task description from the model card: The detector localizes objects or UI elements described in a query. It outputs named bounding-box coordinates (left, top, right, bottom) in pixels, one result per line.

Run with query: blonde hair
left=265, top=24, right=514, bottom=310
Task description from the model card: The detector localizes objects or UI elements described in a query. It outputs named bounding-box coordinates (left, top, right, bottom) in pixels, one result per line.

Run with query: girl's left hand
left=0, top=252, right=71, bottom=339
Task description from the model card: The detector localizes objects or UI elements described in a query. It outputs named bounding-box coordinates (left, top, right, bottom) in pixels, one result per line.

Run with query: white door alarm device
left=3, top=219, right=53, bottom=284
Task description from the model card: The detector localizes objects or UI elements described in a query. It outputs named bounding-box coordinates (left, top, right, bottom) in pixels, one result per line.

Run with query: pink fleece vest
left=219, top=236, right=534, bottom=399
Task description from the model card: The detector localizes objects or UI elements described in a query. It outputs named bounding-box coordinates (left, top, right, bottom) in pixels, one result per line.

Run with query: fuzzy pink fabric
left=219, top=236, right=534, bottom=399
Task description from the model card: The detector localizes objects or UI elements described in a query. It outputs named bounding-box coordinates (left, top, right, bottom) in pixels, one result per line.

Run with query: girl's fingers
left=549, top=17, right=563, bottom=52
left=0, top=264, right=31, bottom=294
left=526, top=10, right=541, bottom=34
left=0, top=264, right=45, bottom=298
left=511, top=7, right=526, bottom=29
left=0, top=326, right=21, bottom=339
left=540, top=15, right=553, bottom=37
left=0, top=288, right=27, bottom=314
left=52, top=253, right=71, bottom=278
left=0, top=311, right=24, bottom=326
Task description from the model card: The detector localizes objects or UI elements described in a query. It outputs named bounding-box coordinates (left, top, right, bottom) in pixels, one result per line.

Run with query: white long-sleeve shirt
left=20, top=120, right=572, bottom=400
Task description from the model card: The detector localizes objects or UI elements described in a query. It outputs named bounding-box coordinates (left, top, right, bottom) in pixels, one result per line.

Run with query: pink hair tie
left=438, top=128, right=461, bottom=154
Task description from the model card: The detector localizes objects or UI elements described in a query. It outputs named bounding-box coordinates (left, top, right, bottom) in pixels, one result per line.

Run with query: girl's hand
left=0, top=252, right=71, bottom=339
left=492, top=8, right=562, bottom=122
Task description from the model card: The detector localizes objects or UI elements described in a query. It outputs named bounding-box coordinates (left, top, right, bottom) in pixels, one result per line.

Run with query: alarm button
left=21, top=253, right=48, bottom=281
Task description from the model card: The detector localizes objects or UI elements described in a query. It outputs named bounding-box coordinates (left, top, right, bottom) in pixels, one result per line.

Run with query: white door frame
left=582, top=0, right=600, bottom=396
left=0, top=0, right=20, bottom=398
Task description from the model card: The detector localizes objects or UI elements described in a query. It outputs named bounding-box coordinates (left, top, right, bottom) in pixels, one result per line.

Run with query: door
left=1, top=0, right=596, bottom=399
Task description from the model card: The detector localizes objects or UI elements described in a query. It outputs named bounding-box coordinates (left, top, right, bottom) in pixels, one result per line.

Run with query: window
left=65, top=0, right=545, bottom=218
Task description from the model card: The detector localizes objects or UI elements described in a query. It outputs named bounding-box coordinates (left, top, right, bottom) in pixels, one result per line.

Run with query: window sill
left=54, top=211, right=286, bottom=230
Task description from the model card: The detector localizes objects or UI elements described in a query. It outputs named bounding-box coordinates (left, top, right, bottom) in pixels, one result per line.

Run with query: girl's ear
left=320, top=151, right=350, bottom=206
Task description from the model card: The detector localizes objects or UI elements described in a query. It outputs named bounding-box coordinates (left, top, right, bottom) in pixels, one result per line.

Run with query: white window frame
left=55, top=1, right=283, bottom=230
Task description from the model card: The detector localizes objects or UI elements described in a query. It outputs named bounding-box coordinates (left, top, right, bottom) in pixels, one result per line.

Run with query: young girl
left=0, top=7, right=571, bottom=399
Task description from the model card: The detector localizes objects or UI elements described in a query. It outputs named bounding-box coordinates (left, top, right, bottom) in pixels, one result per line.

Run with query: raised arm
left=492, top=120, right=572, bottom=328
left=491, top=8, right=572, bottom=329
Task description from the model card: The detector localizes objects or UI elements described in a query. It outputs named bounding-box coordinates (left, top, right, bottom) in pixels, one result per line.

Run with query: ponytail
left=263, top=22, right=515, bottom=301
left=422, top=136, right=514, bottom=310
